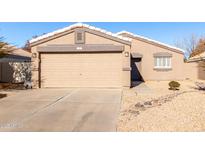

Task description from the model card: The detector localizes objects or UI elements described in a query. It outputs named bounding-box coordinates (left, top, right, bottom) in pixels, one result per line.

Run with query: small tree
left=0, top=37, right=14, bottom=57
left=190, top=38, right=205, bottom=58
left=174, top=34, right=200, bottom=58
left=22, top=40, right=31, bottom=52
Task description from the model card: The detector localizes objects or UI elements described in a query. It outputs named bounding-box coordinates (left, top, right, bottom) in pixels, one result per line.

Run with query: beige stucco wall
left=184, top=61, right=205, bottom=80
left=31, top=29, right=131, bottom=88
left=130, top=39, right=185, bottom=81
left=198, top=61, right=205, bottom=80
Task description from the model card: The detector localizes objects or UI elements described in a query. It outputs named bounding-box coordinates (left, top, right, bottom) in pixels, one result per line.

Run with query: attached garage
left=40, top=52, right=122, bottom=88
left=29, top=23, right=131, bottom=88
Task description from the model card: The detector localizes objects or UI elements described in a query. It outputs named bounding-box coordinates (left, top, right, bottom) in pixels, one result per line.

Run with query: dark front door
left=131, top=58, right=143, bottom=81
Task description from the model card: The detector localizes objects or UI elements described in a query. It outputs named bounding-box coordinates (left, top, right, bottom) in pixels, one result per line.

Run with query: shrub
left=0, top=93, right=7, bottom=99
left=169, top=81, right=180, bottom=90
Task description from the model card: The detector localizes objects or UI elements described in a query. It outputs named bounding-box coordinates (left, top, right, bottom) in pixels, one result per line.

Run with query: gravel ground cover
left=118, top=80, right=205, bottom=131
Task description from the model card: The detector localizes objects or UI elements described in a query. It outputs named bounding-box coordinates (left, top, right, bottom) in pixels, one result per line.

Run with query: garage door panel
left=40, top=53, right=122, bottom=88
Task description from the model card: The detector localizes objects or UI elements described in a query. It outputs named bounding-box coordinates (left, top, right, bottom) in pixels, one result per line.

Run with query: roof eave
left=187, top=57, right=205, bottom=62
left=29, top=23, right=132, bottom=47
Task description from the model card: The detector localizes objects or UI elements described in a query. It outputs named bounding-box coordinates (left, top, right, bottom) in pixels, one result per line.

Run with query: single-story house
left=29, top=23, right=199, bottom=88
left=0, top=47, right=31, bottom=83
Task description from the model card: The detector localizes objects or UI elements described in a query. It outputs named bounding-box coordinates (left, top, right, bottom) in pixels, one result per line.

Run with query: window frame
left=75, top=30, right=85, bottom=44
left=154, top=56, right=172, bottom=69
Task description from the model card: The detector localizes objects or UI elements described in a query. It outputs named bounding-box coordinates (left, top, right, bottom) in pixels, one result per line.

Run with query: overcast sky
left=0, top=22, right=205, bottom=50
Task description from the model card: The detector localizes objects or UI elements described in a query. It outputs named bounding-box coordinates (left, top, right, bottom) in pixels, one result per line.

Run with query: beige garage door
left=40, top=53, right=122, bottom=88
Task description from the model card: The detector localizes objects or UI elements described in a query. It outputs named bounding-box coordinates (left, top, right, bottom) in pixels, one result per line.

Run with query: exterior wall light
left=76, top=46, right=83, bottom=50
left=32, top=53, right=37, bottom=58
left=125, top=52, right=129, bottom=57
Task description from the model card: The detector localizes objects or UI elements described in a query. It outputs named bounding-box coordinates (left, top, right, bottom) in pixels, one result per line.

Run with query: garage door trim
left=37, top=44, right=124, bottom=53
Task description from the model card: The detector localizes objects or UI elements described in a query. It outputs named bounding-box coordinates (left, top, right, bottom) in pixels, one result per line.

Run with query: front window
left=154, top=57, right=171, bottom=69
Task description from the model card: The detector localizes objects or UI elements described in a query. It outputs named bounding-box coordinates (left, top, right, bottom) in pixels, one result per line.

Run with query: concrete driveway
left=0, top=88, right=122, bottom=132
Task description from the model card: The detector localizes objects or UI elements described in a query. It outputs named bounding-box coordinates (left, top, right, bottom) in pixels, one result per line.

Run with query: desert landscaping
left=118, top=80, right=205, bottom=131
left=1, top=23, right=205, bottom=132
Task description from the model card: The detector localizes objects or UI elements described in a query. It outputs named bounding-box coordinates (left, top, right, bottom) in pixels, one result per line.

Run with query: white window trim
left=154, top=57, right=172, bottom=69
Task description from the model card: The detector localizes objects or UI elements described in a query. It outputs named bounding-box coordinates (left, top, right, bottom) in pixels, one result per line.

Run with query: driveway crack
left=72, top=112, right=93, bottom=131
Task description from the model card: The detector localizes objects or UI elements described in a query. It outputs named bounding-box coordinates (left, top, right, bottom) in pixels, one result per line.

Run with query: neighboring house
left=188, top=52, right=205, bottom=62
left=29, top=23, right=198, bottom=88
left=0, top=47, right=31, bottom=83
left=186, top=52, right=205, bottom=80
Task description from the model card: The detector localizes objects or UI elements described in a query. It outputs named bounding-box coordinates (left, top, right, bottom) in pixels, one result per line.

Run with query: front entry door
left=131, top=58, right=142, bottom=81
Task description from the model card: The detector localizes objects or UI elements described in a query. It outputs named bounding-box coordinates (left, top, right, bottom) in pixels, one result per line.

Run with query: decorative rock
left=134, top=91, right=188, bottom=111
left=135, top=103, right=144, bottom=108
left=144, top=101, right=152, bottom=106
left=195, top=82, right=205, bottom=90
left=128, top=110, right=140, bottom=115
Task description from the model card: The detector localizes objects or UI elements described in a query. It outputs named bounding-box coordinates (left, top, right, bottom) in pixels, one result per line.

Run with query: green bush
left=169, top=81, right=180, bottom=90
